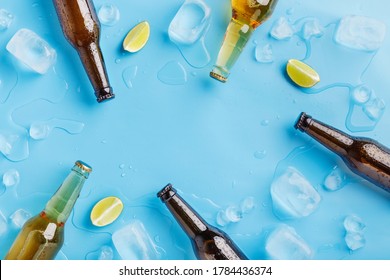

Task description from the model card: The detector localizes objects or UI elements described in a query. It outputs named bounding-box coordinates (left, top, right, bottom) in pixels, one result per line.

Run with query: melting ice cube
left=302, top=18, right=324, bottom=40
left=271, top=166, right=321, bottom=219
left=2, top=169, right=20, bottom=187
left=265, top=224, right=314, bottom=259
left=240, top=196, right=256, bottom=214
left=112, top=220, right=161, bottom=260
left=363, top=97, right=386, bottom=121
left=345, top=232, right=366, bottom=251
left=6, top=28, right=57, bottom=74
left=0, top=9, right=14, bottom=31
left=344, top=215, right=365, bottom=233
left=168, top=0, right=211, bottom=44
left=9, top=209, right=32, bottom=228
left=98, top=4, right=120, bottom=26
left=334, top=15, right=386, bottom=52
left=270, top=17, right=294, bottom=40
left=255, top=44, right=273, bottom=63
left=0, top=211, right=7, bottom=236
left=350, top=85, right=372, bottom=105
left=323, top=166, right=347, bottom=191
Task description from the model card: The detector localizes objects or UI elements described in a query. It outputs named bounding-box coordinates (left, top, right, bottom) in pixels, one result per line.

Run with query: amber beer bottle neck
left=157, top=184, right=209, bottom=239
left=295, top=112, right=355, bottom=156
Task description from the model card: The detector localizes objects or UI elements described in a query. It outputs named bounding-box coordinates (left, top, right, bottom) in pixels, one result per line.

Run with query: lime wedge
left=286, top=59, right=320, bottom=88
left=90, top=196, right=123, bottom=227
left=123, top=21, right=150, bottom=53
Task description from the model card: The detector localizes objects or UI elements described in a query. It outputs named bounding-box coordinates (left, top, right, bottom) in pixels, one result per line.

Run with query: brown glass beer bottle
left=157, top=184, right=248, bottom=260
left=295, top=112, right=390, bottom=192
left=52, top=0, right=115, bottom=103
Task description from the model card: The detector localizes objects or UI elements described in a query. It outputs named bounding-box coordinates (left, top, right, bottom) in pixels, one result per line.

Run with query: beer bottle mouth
left=294, top=112, right=312, bottom=132
left=157, top=184, right=177, bottom=202
left=96, top=87, right=115, bottom=103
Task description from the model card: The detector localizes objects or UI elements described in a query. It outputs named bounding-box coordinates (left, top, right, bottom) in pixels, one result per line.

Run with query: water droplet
left=254, top=150, right=267, bottom=159
left=261, top=119, right=270, bottom=126
left=119, top=164, right=125, bottom=169
left=157, top=61, right=187, bottom=85
left=29, top=118, right=84, bottom=140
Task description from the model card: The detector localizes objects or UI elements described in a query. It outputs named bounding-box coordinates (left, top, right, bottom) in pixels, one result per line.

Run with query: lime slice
left=90, top=196, right=123, bottom=227
left=286, top=59, right=320, bottom=88
left=123, top=21, right=150, bottom=53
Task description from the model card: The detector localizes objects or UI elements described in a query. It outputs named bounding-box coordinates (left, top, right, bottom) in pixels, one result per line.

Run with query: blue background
left=1, top=0, right=390, bottom=260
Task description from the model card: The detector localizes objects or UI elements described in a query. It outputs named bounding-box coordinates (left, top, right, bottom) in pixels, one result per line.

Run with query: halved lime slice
left=123, top=21, right=150, bottom=53
left=90, top=196, right=123, bottom=227
left=286, top=59, right=320, bottom=88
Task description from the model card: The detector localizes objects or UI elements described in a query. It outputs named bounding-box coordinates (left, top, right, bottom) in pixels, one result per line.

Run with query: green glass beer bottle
left=52, top=0, right=115, bottom=103
left=157, top=184, right=248, bottom=260
left=295, top=112, right=390, bottom=192
left=210, top=0, right=279, bottom=82
left=5, top=161, right=92, bottom=260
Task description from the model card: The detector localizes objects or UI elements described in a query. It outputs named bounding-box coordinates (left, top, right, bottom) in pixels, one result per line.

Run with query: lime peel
left=123, top=21, right=150, bottom=53
left=90, top=196, right=124, bottom=227
left=286, top=59, right=320, bottom=88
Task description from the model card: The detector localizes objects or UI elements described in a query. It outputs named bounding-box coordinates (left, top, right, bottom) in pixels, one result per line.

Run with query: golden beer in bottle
left=5, top=161, right=92, bottom=260
left=52, top=0, right=115, bottom=103
left=295, top=112, right=390, bottom=192
left=210, top=0, right=279, bottom=82
left=157, top=184, right=248, bottom=260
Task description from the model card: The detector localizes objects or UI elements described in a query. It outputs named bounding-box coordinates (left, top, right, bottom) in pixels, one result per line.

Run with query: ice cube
left=363, top=97, right=386, bottom=121
left=265, top=224, right=314, bottom=259
left=6, top=28, right=57, bottom=74
left=0, top=132, right=29, bottom=161
left=302, top=18, right=324, bottom=40
left=0, top=9, right=14, bottom=31
left=0, top=211, right=7, bottom=236
left=216, top=209, right=229, bottom=227
left=255, top=44, right=273, bottom=63
left=112, top=220, right=161, bottom=260
left=351, top=85, right=372, bottom=105
left=9, top=209, right=32, bottom=228
left=345, top=232, right=366, bottom=251
left=2, top=169, right=20, bottom=187
left=168, top=0, right=211, bottom=44
left=29, top=122, right=52, bottom=140
left=98, top=4, right=120, bottom=26
left=98, top=245, right=114, bottom=260
left=334, top=15, right=386, bottom=51
left=323, top=166, right=347, bottom=191
left=240, top=196, right=256, bottom=214
left=270, top=17, right=294, bottom=40
left=343, top=215, right=365, bottom=233
left=225, top=205, right=242, bottom=223
left=271, top=166, right=321, bottom=219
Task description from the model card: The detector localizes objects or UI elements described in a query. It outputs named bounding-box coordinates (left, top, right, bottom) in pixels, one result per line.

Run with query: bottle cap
left=294, top=112, right=313, bottom=132
left=96, top=86, right=115, bottom=103
left=157, top=183, right=177, bottom=202
left=75, top=160, right=93, bottom=173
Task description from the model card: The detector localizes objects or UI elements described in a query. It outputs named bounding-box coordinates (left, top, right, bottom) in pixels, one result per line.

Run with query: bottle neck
left=44, top=162, right=91, bottom=224
left=210, top=19, right=254, bottom=82
left=77, top=42, right=114, bottom=102
left=295, top=112, right=354, bottom=156
left=158, top=185, right=208, bottom=239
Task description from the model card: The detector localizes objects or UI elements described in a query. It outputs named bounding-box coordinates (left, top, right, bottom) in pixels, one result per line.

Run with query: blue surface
left=1, top=0, right=390, bottom=260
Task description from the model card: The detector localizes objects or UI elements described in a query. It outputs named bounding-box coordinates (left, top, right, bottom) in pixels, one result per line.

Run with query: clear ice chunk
left=351, top=85, right=372, bottom=105
left=0, top=9, right=14, bottom=31
left=2, top=169, right=20, bottom=187
left=9, top=209, right=32, bottom=228
left=225, top=205, right=242, bottom=223
left=302, top=18, right=324, bottom=40
left=240, top=196, right=256, bottom=214
left=6, top=28, right=57, bottom=74
left=265, top=224, right=314, bottom=259
left=0, top=132, right=29, bottom=162
left=168, top=0, right=211, bottom=45
left=323, top=166, right=347, bottom=191
left=345, top=232, right=366, bottom=251
left=363, top=97, right=386, bottom=121
left=271, top=166, right=321, bottom=219
left=98, top=4, right=120, bottom=26
left=270, top=17, right=294, bottom=40
left=334, top=15, right=386, bottom=52
left=255, top=44, right=273, bottom=63
left=0, top=211, right=7, bottom=236
left=112, top=220, right=161, bottom=260
left=216, top=209, right=229, bottom=227
left=343, top=215, right=365, bottom=233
